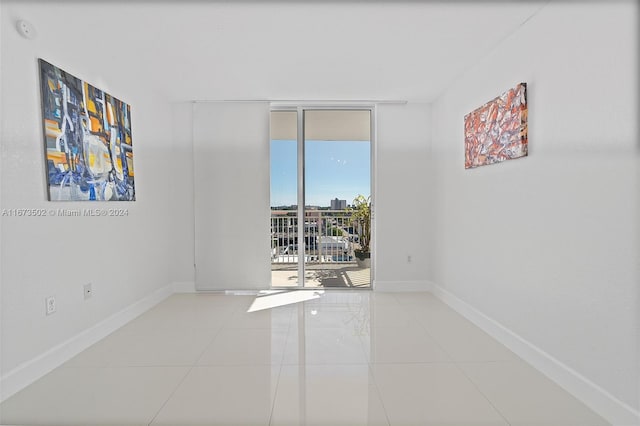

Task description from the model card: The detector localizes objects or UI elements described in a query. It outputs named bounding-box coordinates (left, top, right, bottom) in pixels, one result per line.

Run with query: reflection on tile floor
left=0, top=291, right=610, bottom=425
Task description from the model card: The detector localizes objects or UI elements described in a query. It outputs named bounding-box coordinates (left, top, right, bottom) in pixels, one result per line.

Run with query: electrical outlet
left=84, top=283, right=92, bottom=300
left=407, top=255, right=412, bottom=263
left=45, top=296, right=56, bottom=315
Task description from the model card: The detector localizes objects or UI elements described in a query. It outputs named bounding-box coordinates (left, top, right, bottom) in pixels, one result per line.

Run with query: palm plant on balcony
left=350, top=194, right=371, bottom=266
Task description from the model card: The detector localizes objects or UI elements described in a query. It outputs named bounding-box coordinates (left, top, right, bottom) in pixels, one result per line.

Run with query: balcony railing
left=271, top=209, right=362, bottom=264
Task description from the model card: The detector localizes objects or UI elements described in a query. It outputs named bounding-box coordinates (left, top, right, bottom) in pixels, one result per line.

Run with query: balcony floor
left=271, top=263, right=371, bottom=288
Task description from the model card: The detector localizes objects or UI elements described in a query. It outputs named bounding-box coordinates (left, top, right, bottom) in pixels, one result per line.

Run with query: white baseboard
left=172, top=281, right=196, bottom=293
left=0, top=283, right=174, bottom=403
left=431, top=285, right=640, bottom=426
left=374, top=280, right=433, bottom=292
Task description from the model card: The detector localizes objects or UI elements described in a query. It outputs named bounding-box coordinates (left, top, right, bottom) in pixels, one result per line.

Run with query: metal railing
left=271, top=209, right=361, bottom=264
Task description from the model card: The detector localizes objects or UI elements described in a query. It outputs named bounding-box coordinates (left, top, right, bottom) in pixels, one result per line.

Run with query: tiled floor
left=0, top=291, right=609, bottom=425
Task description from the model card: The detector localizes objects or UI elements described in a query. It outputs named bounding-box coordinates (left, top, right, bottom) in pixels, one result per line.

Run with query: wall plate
left=16, top=20, right=36, bottom=40
left=45, top=296, right=56, bottom=315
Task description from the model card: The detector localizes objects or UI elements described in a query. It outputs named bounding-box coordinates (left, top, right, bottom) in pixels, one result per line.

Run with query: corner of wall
left=172, top=281, right=196, bottom=293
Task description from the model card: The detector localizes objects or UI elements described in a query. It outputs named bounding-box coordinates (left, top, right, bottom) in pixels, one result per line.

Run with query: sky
left=270, top=139, right=371, bottom=207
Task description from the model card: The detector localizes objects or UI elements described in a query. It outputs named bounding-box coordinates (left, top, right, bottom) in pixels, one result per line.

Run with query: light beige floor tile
left=248, top=289, right=325, bottom=311
left=226, top=305, right=294, bottom=329
left=150, top=365, right=279, bottom=425
left=393, top=291, right=442, bottom=306
left=411, top=306, right=517, bottom=362
left=271, top=364, right=389, bottom=426
left=0, top=366, right=189, bottom=426
left=459, top=360, right=610, bottom=426
left=283, top=327, right=369, bottom=365
left=131, top=295, right=238, bottom=330
left=197, top=328, right=288, bottom=365
left=303, top=291, right=370, bottom=307
left=367, top=292, right=403, bottom=307
left=65, top=324, right=217, bottom=367
left=369, top=304, right=419, bottom=328
left=298, top=304, right=371, bottom=329
left=371, top=363, right=509, bottom=425
left=361, top=325, right=452, bottom=364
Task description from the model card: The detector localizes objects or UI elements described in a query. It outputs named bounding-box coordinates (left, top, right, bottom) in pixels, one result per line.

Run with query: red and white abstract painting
left=464, top=83, right=528, bottom=169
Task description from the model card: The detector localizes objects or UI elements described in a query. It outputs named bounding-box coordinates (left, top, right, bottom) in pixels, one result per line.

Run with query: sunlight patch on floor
left=247, top=290, right=325, bottom=312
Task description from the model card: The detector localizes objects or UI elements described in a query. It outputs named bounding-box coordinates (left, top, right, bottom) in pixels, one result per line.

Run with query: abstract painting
left=464, top=83, right=528, bottom=169
left=39, top=59, right=135, bottom=201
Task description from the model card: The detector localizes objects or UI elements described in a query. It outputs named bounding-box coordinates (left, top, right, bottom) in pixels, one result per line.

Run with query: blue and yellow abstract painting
left=39, top=59, right=135, bottom=201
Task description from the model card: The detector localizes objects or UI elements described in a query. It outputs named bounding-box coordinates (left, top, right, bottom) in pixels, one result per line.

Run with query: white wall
left=431, top=0, right=639, bottom=417
left=0, top=1, right=176, bottom=390
left=169, top=102, right=195, bottom=289
left=375, top=103, right=432, bottom=288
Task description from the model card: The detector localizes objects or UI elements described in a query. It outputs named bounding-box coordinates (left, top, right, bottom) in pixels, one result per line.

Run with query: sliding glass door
left=270, top=108, right=372, bottom=289
left=270, top=111, right=299, bottom=286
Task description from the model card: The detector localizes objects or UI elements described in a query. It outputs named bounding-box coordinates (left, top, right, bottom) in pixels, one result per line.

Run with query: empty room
left=0, top=0, right=638, bottom=425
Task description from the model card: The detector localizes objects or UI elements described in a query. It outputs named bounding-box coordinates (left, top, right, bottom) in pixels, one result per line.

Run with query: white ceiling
left=3, top=1, right=547, bottom=102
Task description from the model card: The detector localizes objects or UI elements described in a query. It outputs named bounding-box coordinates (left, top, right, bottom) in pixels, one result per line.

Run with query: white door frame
left=269, top=103, right=377, bottom=289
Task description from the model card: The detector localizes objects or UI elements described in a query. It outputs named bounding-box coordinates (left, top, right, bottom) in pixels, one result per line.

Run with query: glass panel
left=303, top=110, right=371, bottom=288
left=270, top=111, right=299, bottom=287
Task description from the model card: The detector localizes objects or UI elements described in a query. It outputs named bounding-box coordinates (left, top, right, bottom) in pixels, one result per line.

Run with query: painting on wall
left=464, top=82, right=528, bottom=169
left=39, top=59, right=135, bottom=201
